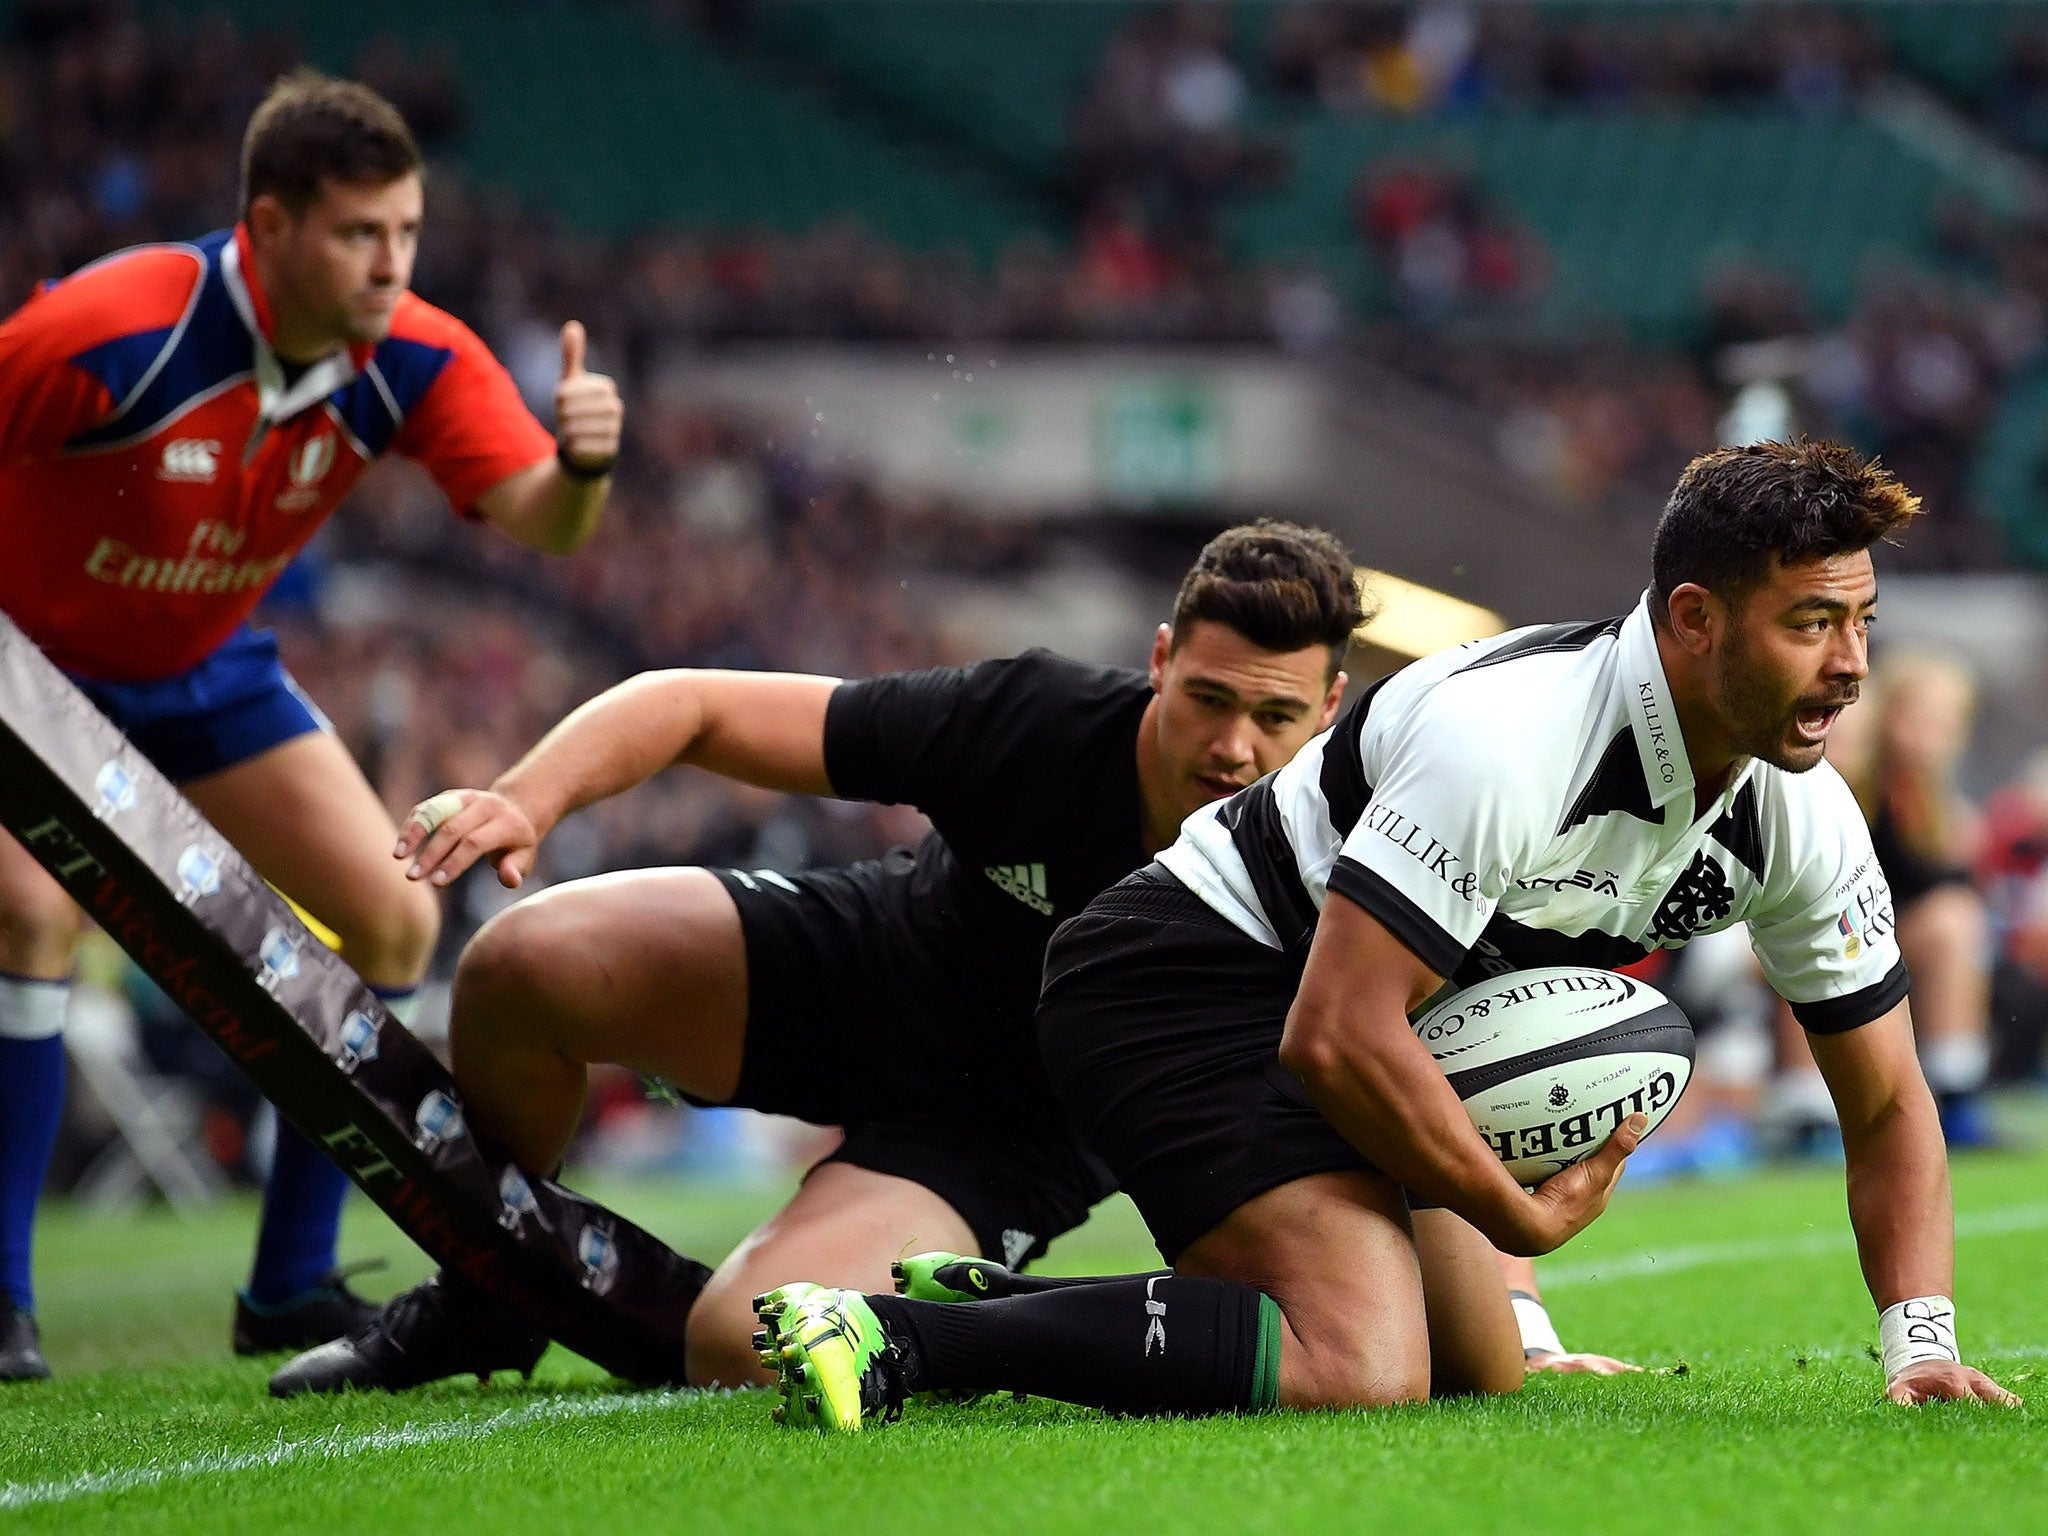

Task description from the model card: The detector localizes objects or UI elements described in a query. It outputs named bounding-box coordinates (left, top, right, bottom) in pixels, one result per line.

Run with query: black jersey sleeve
left=824, top=649, right=1143, bottom=845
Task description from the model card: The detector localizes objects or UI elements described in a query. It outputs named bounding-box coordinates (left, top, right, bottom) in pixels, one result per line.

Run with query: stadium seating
left=1228, top=106, right=1949, bottom=342
left=753, top=0, right=1142, bottom=190
left=142, top=0, right=1050, bottom=256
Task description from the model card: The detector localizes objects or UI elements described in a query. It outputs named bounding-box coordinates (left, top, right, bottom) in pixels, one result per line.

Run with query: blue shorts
left=65, top=626, right=329, bottom=784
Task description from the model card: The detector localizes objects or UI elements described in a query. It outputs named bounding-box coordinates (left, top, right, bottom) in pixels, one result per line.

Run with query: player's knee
left=1913, top=885, right=1988, bottom=959
left=684, top=1271, right=776, bottom=1390
left=1287, top=1334, right=1432, bottom=1410
left=452, top=903, right=584, bottom=1044
left=0, top=881, right=82, bottom=974
left=334, top=878, right=438, bottom=985
left=1440, top=1347, right=1527, bottom=1400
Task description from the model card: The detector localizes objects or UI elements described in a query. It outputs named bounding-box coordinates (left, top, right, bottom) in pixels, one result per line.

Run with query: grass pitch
left=4, top=1131, right=2044, bottom=1535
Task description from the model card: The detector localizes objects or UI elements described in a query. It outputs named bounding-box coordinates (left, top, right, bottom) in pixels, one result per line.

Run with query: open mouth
left=1196, top=774, right=1249, bottom=800
left=1791, top=704, right=1843, bottom=746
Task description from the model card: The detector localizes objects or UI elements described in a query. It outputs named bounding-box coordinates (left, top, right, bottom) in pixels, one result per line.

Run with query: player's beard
left=1715, top=624, right=1851, bottom=774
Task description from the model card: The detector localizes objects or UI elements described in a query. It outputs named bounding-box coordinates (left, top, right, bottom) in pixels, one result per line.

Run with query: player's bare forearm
left=497, top=670, right=839, bottom=832
left=1811, top=1006, right=1956, bottom=1308
left=474, top=459, right=609, bottom=554
left=1281, top=897, right=1554, bottom=1252
left=400, top=670, right=838, bottom=888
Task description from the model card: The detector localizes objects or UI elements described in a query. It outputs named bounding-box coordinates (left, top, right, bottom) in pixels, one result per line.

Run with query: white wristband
left=1879, top=1297, right=1959, bottom=1380
left=1510, top=1292, right=1564, bottom=1358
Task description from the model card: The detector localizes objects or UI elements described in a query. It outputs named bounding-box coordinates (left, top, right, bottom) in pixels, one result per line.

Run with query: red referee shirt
left=0, top=225, right=554, bottom=681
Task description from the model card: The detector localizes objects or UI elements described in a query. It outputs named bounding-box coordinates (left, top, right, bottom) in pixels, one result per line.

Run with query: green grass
left=4, top=1143, right=2045, bottom=1534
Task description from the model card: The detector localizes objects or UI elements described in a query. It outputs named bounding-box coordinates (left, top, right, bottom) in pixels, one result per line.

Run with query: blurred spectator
left=1979, top=750, right=2048, bottom=1084
left=1769, top=651, right=2003, bottom=1150
left=1352, top=155, right=1544, bottom=319
left=1072, top=3, right=1285, bottom=257
left=1268, top=1, right=1887, bottom=113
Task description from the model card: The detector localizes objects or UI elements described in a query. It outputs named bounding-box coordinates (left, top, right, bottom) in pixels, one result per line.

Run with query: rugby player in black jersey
left=274, top=519, right=1445, bottom=1395
left=754, top=441, right=2020, bottom=1429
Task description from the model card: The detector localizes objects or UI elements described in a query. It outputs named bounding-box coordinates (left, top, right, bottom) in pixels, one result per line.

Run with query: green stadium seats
left=140, top=0, right=1050, bottom=256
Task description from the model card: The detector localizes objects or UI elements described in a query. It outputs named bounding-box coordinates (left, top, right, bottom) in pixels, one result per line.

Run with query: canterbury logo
left=1144, top=1275, right=1166, bottom=1357
left=158, top=438, right=220, bottom=482
left=985, top=862, right=1052, bottom=915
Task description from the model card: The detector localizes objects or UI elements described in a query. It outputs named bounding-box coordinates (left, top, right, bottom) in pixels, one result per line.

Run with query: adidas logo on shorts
left=984, top=862, right=1052, bottom=915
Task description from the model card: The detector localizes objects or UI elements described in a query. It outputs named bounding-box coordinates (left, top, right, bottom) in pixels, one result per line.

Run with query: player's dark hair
left=1170, top=520, right=1368, bottom=678
left=241, top=70, right=421, bottom=216
left=1651, top=439, right=1921, bottom=619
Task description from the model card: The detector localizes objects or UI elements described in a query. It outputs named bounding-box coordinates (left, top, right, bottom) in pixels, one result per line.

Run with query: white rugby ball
left=1411, top=966, right=1694, bottom=1186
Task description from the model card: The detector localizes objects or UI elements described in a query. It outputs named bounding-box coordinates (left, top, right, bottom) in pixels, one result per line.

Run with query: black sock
left=868, top=1275, right=1281, bottom=1417
left=987, top=1265, right=1172, bottom=1297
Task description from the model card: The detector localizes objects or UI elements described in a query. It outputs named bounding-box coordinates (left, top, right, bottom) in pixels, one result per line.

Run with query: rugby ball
left=1411, top=967, right=1694, bottom=1186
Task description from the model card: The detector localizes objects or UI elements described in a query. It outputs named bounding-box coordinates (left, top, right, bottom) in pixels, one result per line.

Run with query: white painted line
left=1541, top=1202, right=2048, bottom=1290
left=0, top=1389, right=702, bottom=1511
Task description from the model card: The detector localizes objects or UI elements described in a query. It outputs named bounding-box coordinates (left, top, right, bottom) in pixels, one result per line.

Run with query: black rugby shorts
left=1036, top=865, right=1383, bottom=1265
left=708, top=854, right=1112, bottom=1267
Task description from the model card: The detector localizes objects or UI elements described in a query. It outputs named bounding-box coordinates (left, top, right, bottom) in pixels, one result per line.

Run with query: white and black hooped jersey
left=1158, top=598, right=1909, bottom=1033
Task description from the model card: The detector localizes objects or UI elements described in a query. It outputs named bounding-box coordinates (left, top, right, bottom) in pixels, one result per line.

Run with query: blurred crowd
left=10, top=1, right=2048, bottom=1192
left=1269, top=1, right=1890, bottom=115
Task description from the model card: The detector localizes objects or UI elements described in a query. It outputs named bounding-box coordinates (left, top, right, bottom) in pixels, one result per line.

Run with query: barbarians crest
left=1648, top=850, right=1735, bottom=945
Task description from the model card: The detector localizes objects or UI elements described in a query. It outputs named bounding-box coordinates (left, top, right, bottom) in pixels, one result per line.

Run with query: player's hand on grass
left=1513, top=1112, right=1646, bottom=1254
left=396, top=789, right=542, bottom=889
left=1884, top=1360, right=2022, bottom=1408
left=555, top=320, right=622, bottom=475
left=1527, top=1350, right=1641, bottom=1376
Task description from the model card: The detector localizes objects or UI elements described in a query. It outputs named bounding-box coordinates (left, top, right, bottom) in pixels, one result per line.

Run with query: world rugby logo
left=277, top=431, right=336, bottom=510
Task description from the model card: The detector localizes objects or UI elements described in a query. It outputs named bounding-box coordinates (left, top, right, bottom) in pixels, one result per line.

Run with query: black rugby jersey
left=824, top=648, right=1153, bottom=1018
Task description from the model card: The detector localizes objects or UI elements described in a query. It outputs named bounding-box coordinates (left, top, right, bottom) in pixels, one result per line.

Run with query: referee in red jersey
left=0, top=71, right=622, bottom=1381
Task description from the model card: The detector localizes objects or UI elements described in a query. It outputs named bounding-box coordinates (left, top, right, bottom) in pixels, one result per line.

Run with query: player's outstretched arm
left=397, top=669, right=840, bottom=888
left=1808, top=1001, right=2020, bottom=1408
left=1493, top=1252, right=1640, bottom=1375
left=473, top=321, right=622, bottom=554
left=1280, top=893, right=1645, bottom=1258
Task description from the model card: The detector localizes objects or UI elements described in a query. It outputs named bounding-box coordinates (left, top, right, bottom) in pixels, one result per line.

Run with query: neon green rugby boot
left=753, top=1284, right=913, bottom=1433
left=891, top=1252, right=1014, bottom=1304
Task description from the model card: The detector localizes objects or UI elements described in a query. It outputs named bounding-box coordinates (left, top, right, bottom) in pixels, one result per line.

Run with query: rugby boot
left=892, top=1251, right=1016, bottom=1304
left=1, top=1306, right=50, bottom=1382
left=753, top=1283, right=916, bottom=1433
left=232, top=1260, right=385, bottom=1355
left=266, top=1271, right=548, bottom=1397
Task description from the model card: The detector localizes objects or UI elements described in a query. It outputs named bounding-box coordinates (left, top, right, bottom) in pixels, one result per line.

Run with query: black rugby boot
left=267, top=1271, right=548, bottom=1397
left=232, top=1262, right=384, bottom=1355
left=1, top=1306, right=50, bottom=1382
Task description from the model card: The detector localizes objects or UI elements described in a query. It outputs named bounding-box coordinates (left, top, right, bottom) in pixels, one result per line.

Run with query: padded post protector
left=0, top=613, right=700, bottom=1384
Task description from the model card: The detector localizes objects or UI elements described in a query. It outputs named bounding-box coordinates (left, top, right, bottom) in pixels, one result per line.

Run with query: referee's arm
left=400, top=670, right=841, bottom=888
left=1279, top=892, right=1644, bottom=1258
left=472, top=322, right=622, bottom=554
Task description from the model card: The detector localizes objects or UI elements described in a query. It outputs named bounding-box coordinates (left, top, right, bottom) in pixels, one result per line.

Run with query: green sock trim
left=1249, top=1293, right=1282, bottom=1413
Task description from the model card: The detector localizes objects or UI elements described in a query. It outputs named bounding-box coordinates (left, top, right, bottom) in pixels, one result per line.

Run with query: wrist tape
left=1510, top=1290, right=1564, bottom=1358
left=1879, top=1296, right=1959, bottom=1380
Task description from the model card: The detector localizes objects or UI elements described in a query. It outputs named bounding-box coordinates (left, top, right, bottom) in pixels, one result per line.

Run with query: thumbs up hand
left=554, top=320, right=622, bottom=478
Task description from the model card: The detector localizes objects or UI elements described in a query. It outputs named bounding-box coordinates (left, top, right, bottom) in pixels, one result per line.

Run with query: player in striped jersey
left=759, top=440, right=2019, bottom=1427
